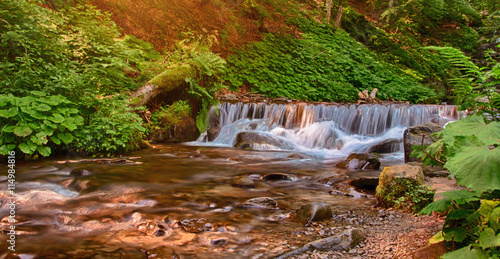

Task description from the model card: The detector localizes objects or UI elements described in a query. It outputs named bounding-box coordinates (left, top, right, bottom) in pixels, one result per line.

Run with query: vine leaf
left=442, top=115, right=500, bottom=146
left=442, top=245, right=488, bottom=259
left=478, top=228, right=500, bottom=249
left=445, top=145, right=500, bottom=193
left=13, top=124, right=33, bottom=137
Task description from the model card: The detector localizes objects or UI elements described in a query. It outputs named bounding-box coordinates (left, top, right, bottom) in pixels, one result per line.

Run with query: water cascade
left=195, top=102, right=460, bottom=159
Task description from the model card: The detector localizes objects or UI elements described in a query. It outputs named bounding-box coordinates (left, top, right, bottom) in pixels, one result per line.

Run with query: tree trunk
left=326, top=0, right=333, bottom=24
left=334, top=5, right=343, bottom=29
left=129, top=64, right=191, bottom=107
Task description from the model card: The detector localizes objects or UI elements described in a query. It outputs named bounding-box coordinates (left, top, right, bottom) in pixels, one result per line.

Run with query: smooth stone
left=238, top=197, right=279, bottom=209
left=70, top=168, right=91, bottom=177
left=232, top=176, right=256, bottom=188
left=275, top=228, right=365, bottom=258
left=179, top=218, right=212, bottom=233
left=336, top=153, right=380, bottom=170
left=293, top=203, right=332, bottom=225
left=403, top=122, right=443, bottom=163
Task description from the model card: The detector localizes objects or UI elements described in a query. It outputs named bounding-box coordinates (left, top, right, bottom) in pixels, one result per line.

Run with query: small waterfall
left=193, top=102, right=460, bottom=159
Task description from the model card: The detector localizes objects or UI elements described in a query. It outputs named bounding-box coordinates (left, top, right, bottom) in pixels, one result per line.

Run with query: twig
left=420, top=135, right=446, bottom=165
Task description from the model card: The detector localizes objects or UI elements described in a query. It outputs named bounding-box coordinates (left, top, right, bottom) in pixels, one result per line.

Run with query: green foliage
left=142, top=38, right=226, bottom=132
left=377, top=178, right=435, bottom=213
left=422, top=192, right=500, bottom=258
left=146, top=100, right=192, bottom=141
left=75, top=97, right=145, bottom=156
left=416, top=47, right=500, bottom=257
left=423, top=46, right=500, bottom=118
left=379, top=0, right=481, bottom=52
left=225, top=18, right=435, bottom=103
left=0, top=0, right=156, bottom=157
left=341, top=6, right=454, bottom=94
left=0, top=93, right=83, bottom=158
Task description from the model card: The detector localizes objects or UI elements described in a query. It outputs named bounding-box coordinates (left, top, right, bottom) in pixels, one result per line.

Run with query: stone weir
left=195, top=102, right=461, bottom=156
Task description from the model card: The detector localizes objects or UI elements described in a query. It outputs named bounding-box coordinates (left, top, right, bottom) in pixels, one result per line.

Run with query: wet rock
left=276, top=228, right=365, bottom=258
left=403, top=122, right=443, bottom=163
left=336, top=153, right=380, bottom=170
left=348, top=177, right=379, bottom=193
left=262, top=173, right=296, bottom=181
left=238, top=197, right=279, bottom=209
left=207, top=126, right=221, bottom=142
left=366, top=138, right=401, bottom=154
left=164, top=231, right=197, bottom=246
left=179, top=218, right=212, bottom=233
left=234, top=132, right=293, bottom=150
left=137, top=221, right=171, bottom=237
left=232, top=176, right=256, bottom=188
left=406, top=162, right=448, bottom=177
left=70, top=168, right=91, bottom=177
left=145, top=246, right=177, bottom=258
left=293, top=203, right=332, bottom=225
left=317, top=175, right=349, bottom=186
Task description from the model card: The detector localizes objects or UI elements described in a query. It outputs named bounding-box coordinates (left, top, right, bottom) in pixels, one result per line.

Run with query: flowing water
left=0, top=102, right=460, bottom=259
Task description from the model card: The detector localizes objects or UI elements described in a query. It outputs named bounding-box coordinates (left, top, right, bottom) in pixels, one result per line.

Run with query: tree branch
left=420, top=135, right=446, bottom=165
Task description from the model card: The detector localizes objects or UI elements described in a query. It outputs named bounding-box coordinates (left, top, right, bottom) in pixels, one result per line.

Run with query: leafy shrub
left=0, top=1, right=156, bottom=157
left=0, top=93, right=83, bottom=158
left=417, top=46, right=500, bottom=257
left=147, top=100, right=192, bottom=141
left=75, top=97, right=145, bottom=156
left=225, top=18, right=435, bottom=103
left=377, top=177, right=435, bottom=213
left=143, top=38, right=226, bottom=132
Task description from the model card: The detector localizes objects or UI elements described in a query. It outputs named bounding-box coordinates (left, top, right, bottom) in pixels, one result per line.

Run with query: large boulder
left=336, top=153, right=381, bottom=170
left=403, top=122, right=443, bottom=163
left=375, top=165, right=433, bottom=212
left=234, top=132, right=293, bottom=150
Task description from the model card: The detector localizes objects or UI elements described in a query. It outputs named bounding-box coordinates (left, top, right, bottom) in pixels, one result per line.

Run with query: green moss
left=376, top=177, right=434, bottom=213
left=150, top=64, right=191, bottom=90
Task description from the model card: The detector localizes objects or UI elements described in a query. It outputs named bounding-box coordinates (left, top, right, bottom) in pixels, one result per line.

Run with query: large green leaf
left=443, top=115, right=500, bottom=146
left=13, top=124, right=33, bottom=137
left=19, top=140, right=37, bottom=155
left=36, top=146, right=51, bottom=157
left=445, top=146, right=500, bottom=193
left=49, top=114, right=65, bottom=123
left=478, top=228, right=500, bottom=249
left=57, top=132, right=73, bottom=144
left=0, top=108, right=18, bottom=118
left=442, top=245, right=488, bottom=259
left=443, top=227, right=468, bottom=242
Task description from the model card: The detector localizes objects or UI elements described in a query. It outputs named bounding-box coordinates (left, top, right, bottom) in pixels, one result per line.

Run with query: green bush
left=0, top=1, right=156, bottom=157
left=377, top=177, right=435, bottom=213
left=224, top=18, right=435, bottom=103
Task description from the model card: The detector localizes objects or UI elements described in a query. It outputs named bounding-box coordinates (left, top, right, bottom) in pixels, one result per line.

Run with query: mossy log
left=129, top=64, right=191, bottom=107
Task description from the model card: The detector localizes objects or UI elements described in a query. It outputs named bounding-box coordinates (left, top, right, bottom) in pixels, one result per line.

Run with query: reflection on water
left=0, top=144, right=382, bottom=258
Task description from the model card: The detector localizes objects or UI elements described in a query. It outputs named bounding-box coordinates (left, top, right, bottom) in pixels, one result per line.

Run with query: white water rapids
left=192, top=102, right=460, bottom=160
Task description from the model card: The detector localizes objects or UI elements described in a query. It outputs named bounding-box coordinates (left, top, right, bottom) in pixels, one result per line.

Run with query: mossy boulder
left=375, top=165, right=433, bottom=213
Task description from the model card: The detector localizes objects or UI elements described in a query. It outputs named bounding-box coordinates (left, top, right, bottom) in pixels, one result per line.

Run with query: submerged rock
left=276, top=228, right=365, bottom=258
left=262, top=173, right=296, bottom=181
left=232, top=176, right=256, bottom=188
left=238, top=197, right=279, bottom=209
left=179, top=218, right=212, bottom=233
left=293, top=203, right=332, bottom=225
left=403, top=122, right=443, bottom=163
left=336, top=153, right=380, bottom=170
left=70, top=168, right=91, bottom=177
